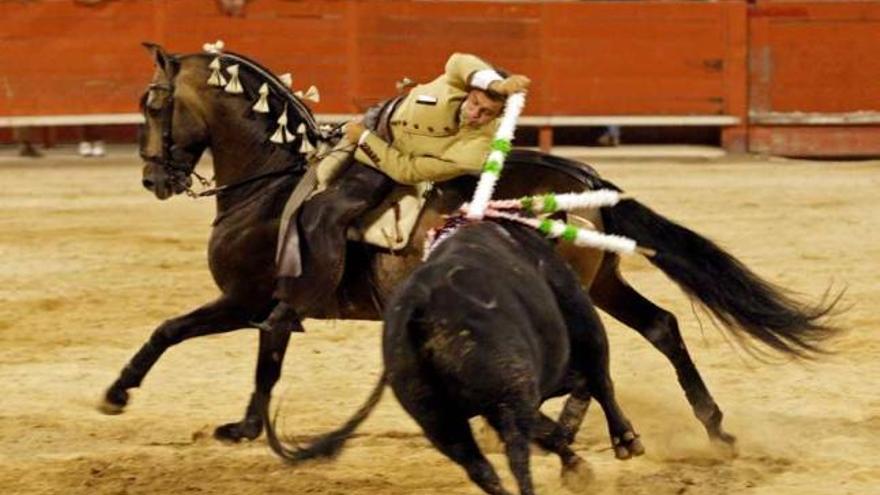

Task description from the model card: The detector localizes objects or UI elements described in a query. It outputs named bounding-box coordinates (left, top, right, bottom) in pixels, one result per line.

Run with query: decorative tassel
left=224, top=64, right=243, bottom=94
left=202, top=40, right=225, bottom=54
left=207, top=57, right=227, bottom=87
left=278, top=73, right=293, bottom=88
left=303, top=85, right=320, bottom=103
left=296, top=123, right=315, bottom=154
left=269, top=105, right=296, bottom=144
left=252, top=83, right=270, bottom=113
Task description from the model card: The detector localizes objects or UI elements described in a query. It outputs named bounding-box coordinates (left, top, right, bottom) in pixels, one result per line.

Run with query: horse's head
left=138, top=43, right=209, bottom=199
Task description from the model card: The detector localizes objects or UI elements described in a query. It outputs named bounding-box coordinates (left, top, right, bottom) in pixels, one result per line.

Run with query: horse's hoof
left=710, top=431, right=739, bottom=458
left=97, top=388, right=129, bottom=415
left=612, top=431, right=645, bottom=460
left=214, top=418, right=262, bottom=443
left=561, top=456, right=594, bottom=488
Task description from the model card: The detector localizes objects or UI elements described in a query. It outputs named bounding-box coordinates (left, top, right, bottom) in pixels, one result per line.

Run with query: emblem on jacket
left=415, top=95, right=438, bottom=106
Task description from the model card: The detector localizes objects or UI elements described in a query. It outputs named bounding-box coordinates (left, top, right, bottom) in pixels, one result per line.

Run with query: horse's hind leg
left=589, top=255, right=736, bottom=447
left=100, top=297, right=252, bottom=414
left=214, top=318, right=297, bottom=442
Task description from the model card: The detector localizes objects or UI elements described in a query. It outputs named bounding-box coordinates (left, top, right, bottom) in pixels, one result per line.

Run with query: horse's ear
left=142, top=41, right=177, bottom=74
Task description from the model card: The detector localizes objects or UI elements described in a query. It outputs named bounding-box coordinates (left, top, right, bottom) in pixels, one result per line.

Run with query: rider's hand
left=344, top=119, right=366, bottom=143
left=489, top=74, right=531, bottom=96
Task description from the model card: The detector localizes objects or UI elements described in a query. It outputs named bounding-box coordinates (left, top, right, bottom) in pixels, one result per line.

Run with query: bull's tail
left=601, top=195, right=842, bottom=358
left=264, top=372, right=387, bottom=463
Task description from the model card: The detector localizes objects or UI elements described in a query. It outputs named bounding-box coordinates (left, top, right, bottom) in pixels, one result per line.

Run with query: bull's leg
left=415, top=411, right=510, bottom=495
left=486, top=405, right=537, bottom=495
left=531, top=412, right=593, bottom=486
left=556, top=380, right=591, bottom=445
left=100, top=297, right=252, bottom=414
left=393, top=373, right=509, bottom=495
left=589, top=256, right=736, bottom=447
left=536, top=251, right=644, bottom=459
left=214, top=319, right=298, bottom=442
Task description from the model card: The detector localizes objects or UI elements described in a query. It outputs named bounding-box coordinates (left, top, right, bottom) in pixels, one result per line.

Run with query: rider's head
left=460, top=88, right=505, bottom=129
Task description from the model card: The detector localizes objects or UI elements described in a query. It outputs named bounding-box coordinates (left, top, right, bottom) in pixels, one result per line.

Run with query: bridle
left=140, top=75, right=212, bottom=198
left=140, top=71, right=308, bottom=199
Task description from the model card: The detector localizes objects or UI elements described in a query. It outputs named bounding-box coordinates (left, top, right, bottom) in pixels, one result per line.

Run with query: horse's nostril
left=142, top=179, right=155, bottom=189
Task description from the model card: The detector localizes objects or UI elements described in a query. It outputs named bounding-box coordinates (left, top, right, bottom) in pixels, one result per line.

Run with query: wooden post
left=539, top=125, right=553, bottom=153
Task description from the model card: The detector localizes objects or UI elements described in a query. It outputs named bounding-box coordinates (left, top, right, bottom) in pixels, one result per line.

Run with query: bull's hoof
left=97, top=387, right=129, bottom=415
left=214, top=416, right=263, bottom=443
left=561, top=456, right=595, bottom=488
left=612, top=431, right=645, bottom=460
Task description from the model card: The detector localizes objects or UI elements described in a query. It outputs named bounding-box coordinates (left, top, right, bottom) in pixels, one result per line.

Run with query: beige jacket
left=354, top=53, right=502, bottom=185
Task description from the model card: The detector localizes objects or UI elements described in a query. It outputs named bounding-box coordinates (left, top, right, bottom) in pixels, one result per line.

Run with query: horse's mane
left=179, top=50, right=323, bottom=144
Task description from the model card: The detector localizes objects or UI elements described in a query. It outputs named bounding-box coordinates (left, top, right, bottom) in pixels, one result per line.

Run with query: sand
left=1, top=147, right=878, bottom=495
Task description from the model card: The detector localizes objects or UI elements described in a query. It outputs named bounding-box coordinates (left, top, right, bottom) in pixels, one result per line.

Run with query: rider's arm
left=444, top=53, right=503, bottom=93
left=354, top=131, right=489, bottom=185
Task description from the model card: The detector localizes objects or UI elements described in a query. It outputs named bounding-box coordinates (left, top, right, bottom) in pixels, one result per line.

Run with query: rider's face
left=460, top=90, right=504, bottom=129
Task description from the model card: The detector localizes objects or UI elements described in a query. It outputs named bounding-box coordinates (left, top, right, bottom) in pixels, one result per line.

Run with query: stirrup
left=251, top=302, right=304, bottom=333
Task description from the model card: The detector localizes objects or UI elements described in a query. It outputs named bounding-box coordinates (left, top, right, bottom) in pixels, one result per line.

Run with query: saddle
left=278, top=96, right=432, bottom=278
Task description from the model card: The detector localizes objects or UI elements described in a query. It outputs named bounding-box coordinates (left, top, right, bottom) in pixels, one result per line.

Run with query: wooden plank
left=749, top=126, right=880, bottom=156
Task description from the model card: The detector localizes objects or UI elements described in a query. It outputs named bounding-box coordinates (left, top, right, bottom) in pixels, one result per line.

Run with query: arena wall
left=1, top=0, right=878, bottom=155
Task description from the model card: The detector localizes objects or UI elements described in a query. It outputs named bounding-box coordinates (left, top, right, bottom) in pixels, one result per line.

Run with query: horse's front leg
left=214, top=319, right=299, bottom=442
left=99, top=297, right=253, bottom=414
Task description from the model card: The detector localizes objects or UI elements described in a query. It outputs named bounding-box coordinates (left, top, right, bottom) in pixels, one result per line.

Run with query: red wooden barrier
left=0, top=0, right=746, bottom=120
left=749, top=0, right=880, bottom=156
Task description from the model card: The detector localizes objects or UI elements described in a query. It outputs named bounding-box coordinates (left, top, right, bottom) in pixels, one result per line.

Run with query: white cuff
left=469, top=69, right=503, bottom=91
left=357, top=129, right=371, bottom=146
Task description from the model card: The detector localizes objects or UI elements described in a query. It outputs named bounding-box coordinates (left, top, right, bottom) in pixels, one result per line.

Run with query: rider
left=260, top=52, right=531, bottom=332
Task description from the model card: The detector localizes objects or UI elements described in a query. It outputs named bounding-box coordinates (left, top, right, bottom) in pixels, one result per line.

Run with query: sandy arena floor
left=1, top=147, right=878, bottom=495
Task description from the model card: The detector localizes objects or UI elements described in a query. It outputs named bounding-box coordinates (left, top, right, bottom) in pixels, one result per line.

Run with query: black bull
left=266, top=220, right=644, bottom=495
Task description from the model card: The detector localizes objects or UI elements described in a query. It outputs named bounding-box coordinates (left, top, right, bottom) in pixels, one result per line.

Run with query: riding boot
left=252, top=300, right=304, bottom=334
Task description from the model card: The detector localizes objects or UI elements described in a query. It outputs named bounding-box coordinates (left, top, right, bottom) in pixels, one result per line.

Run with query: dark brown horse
left=100, top=44, right=837, bottom=451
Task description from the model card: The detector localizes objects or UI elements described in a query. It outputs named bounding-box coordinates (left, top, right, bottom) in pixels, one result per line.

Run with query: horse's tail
left=601, top=195, right=842, bottom=358
left=264, top=372, right=387, bottom=463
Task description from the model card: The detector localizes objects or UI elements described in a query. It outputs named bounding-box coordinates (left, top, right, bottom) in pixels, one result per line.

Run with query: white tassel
left=299, top=135, right=315, bottom=154
left=224, top=64, right=243, bottom=94
left=278, top=73, right=293, bottom=88
left=252, top=83, right=270, bottom=113
left=202, top=39, right=225, bottom=54
left=207, top=57, right=226, bottom=87
left=303, top=85, right=320, bottom=103
left=296, top=123, right=315, bottom=154
left=270, top=105, right=296, bottom=144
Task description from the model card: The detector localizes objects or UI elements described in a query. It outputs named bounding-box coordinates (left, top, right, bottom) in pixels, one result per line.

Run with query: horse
left=100, top=43, right=837, bottom=450
left=266, top=219, right=644, bottom=495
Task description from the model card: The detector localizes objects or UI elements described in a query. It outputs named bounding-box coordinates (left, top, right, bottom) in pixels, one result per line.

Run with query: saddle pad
left=348, top=181, right=433, bottom=251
